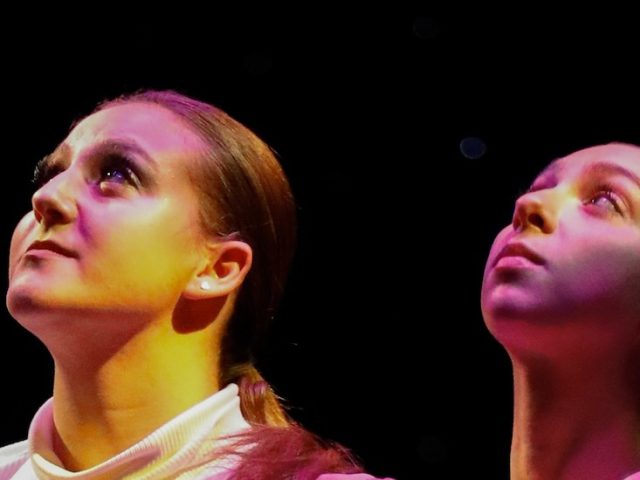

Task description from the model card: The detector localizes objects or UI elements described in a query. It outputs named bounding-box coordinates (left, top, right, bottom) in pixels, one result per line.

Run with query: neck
left=46, top=313, right=223, bottom=472
left=510, top=353, right=640, bottom=480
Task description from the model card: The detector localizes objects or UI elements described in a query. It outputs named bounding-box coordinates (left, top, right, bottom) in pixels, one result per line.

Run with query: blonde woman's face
left=7, top=103, right=209, bottom=329
left=481, top=144, right=640, bottom=357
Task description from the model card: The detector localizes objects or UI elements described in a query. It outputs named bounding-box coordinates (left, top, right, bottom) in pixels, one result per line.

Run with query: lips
left=493, top=242, right=545, bottom=267
left=26, top=240, right=77, bottom=258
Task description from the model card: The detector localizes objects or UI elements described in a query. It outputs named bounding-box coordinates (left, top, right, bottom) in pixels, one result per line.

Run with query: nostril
left=528, top=212, right=545, bottom=230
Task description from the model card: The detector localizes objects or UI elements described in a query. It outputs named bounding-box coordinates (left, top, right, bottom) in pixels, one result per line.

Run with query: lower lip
left=494, top=255, right=540, bottom=270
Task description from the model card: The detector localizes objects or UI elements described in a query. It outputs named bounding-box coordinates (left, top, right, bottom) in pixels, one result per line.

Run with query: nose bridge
left=32, top=166, right=80, bottom=226
left=512, top=187, right=561, bottom=234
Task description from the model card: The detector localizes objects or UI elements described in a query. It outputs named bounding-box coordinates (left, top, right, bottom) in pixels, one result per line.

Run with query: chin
left=6, top=281, right=74, bottom=323
left=483, top=300, right=562, bottom=358
left=7, top=287, right=51, bottom=322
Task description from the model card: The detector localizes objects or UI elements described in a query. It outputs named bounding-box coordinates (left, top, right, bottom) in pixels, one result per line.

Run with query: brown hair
left=96, top=90, right=363, bottom=477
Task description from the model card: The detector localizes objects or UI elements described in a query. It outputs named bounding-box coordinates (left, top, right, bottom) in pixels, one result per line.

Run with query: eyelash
left=98, top=154, right=142, bottom=189
left=587, top=186, right=624, bottom=214
left=32, top=154, right=142, bottom=191
left=519, top=182, right=626, bottom=216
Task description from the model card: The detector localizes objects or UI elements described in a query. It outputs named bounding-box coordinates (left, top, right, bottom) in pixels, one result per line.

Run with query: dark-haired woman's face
left=481, top=144, right=640, bottom=357
left=7, top=103, right=210, bottom=330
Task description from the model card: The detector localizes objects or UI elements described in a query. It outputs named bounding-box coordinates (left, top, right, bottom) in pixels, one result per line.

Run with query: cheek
left=85, top=202, right=201, bottom=285
left=554, top=238, right=640, bottom=311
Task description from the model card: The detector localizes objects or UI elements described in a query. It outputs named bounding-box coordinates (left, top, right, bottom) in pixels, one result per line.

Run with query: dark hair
left=96, top=90, right=363, bottom=477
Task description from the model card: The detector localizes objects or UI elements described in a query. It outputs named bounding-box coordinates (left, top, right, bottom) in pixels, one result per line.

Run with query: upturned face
left=7, top=102, right=211, bottom=330
left=481, top=143, right=640, bottom=358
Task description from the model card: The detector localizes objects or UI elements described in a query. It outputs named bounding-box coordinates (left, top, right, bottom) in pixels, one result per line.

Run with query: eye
left=587, top=188, right=624, bottom=215
left=97, top=154, right=142, bottom=190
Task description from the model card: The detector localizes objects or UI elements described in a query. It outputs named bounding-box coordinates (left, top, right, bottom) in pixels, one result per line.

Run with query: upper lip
left=26, top=240, right=77, bottom=257
left=493, top=242, right=545, bottom=267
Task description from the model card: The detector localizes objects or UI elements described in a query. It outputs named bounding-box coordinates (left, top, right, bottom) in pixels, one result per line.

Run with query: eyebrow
left=38, top=142, right=71, bottom=171
left=537, top=158, right=561, bottom=178
left=528, top=162, right=559, bottom=189
left=39, top=138, right=158, bottom=171
left=583, top=161, right=640, bottom=191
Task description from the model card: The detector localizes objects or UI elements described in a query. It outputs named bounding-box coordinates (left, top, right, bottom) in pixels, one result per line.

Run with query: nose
left=32, top=171, right=79, bottom=228
left=511, top=189, right=558, bottom=234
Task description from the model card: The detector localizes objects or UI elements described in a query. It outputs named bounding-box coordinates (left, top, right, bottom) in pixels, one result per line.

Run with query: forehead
left=65, top=102, right=204, bottom=159
left=541, top=143, right=640, bottom=181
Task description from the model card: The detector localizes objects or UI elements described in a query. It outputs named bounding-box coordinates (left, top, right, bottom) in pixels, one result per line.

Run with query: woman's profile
left=481, top=142, right=640, bottom=480
left=0, top=90, right=392, bottom=479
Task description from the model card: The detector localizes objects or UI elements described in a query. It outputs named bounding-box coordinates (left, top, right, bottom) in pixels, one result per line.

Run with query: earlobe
left=182, top=240, right=253, bottom=300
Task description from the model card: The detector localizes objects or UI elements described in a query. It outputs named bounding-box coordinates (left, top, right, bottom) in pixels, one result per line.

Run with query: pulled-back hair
left=96, top=90, right=363, bottom=478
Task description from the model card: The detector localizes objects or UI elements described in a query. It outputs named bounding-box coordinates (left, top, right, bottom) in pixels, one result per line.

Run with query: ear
left=183, top=240, right=253, bottom=300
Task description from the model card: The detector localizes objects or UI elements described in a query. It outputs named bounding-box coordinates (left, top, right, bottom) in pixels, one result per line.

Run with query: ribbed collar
left=27, top=384, right=250, bottom=480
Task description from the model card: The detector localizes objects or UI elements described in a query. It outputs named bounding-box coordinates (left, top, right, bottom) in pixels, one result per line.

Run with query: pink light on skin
left=482, top=144, right=640, bottom=343
left=480, top=143, right=640, bottom=480
left=493, top=254, right=539, bottom=270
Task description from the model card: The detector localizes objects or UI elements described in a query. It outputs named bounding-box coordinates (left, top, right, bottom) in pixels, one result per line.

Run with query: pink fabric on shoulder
left=316, top=474, right=394, bottom=480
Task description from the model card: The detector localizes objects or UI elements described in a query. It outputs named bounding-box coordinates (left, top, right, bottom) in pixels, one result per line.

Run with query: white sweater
left=0, top=384, right=250, bottom=480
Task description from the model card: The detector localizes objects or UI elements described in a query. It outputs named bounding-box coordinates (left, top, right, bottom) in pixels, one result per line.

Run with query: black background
left=1, top=11, right=638, bottom=479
